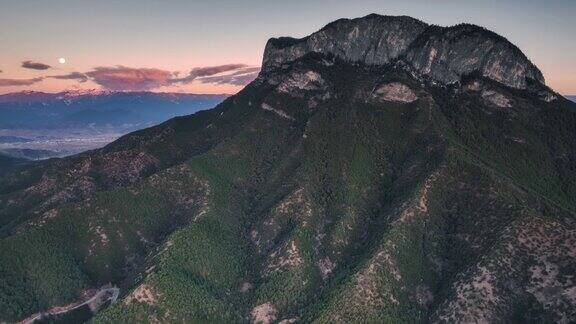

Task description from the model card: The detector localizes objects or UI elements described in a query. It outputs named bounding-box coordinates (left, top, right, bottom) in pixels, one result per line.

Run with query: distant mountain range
left=566, top=95, right=576, bottom=102
left=0, top=90, right=227, bottom=159
left=0, top=90, right=227, bottom=129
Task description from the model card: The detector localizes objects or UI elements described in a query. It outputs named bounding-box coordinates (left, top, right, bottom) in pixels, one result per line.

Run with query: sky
left=0, top=0, right=574, bottom=94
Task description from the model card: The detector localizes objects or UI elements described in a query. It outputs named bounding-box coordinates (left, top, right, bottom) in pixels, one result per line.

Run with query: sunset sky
left=0, top=0, right=574, bottom=94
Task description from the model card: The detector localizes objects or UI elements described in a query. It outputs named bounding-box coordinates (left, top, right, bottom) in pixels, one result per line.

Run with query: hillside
left=0, top=152, right=26, bottom=176
left=0, top=14, right=575, bottom=323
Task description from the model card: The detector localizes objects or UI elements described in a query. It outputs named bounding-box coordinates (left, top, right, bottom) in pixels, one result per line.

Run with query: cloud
left=81, top=64, right=255, bottom=90
left=198, top=67, right=260, bottom=86
left=50, top=72, right=89, bottom=83
left=85, top=66, right=173, bottom=91
left=172, top=64, right=248, bottom=84
left=0, top=77, right=44, bottom=87
left=1, top=63, right=257, bottom=91
left=22, top=60, right=51, bottom=70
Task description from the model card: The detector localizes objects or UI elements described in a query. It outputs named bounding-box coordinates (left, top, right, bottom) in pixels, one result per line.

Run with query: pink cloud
left=22, top=60, right=51, bottom=70
left=85, top=66, right=173, bottom=91
left=50, top=72, right=89, bottom=83
left=1, top=62, right=258, bottom=91
left=198, top=67, right=260, bottom=86
left=0, top=77, right=44, bottom=87
left=172, top=64, right=248, bottom=84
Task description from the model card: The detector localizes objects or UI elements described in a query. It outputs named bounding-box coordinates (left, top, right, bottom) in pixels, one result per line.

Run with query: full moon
left=58, top=58, right=66, bottom=64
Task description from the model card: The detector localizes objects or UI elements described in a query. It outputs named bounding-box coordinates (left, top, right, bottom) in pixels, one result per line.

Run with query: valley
left=0, top=91, right=226, bottom=159
left=0, top=128, right=123, bottom=159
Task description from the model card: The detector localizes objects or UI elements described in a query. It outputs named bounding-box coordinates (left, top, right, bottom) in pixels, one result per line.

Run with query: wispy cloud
left=85, top=66, right=173, bottom=91
left=198, top=67, right=260, bottom=86
left=22, top=60, right=51, bottom=70
left=3, top=62, right=259, bottom=91
left=0, top=77, right=44, bottom=87
left=172, top=64, right=248, bottom=84
left=82, top=64, right=256, bottom=90
left=50, top=72, right=89, bottom=83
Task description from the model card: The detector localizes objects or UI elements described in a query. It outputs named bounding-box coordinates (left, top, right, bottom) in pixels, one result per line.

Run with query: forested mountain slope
left=1, top=14, right=575, bottom=323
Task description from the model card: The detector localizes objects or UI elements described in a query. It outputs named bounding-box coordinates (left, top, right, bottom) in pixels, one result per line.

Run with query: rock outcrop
left=263, top=15, right=426, bottom=72
left=372, top=82, right=418, bottom=103
left=262, top=14, right=544, bottom=89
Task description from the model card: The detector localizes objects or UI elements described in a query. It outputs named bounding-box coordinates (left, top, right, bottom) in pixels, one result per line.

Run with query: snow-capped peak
left=58, top=89, right=114, bottom=98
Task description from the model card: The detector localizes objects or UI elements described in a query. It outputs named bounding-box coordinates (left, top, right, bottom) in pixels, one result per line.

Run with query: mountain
left=263, top=15, right=544, bottom=90
left=0, top=90, right=227, bottom=129
left=0, top=148, right=59, bottom=160
left=1, top=14, right=576, bottom=323
left=567, top=95, right=576, bottom=103
left=0, top=152, right=26, bottom=176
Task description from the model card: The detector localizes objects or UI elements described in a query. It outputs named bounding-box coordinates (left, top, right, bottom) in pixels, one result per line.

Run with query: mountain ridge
left=262, top=14, right=545, bottom=90
left=0, top=89, right=228, bottom=104
left=0, top=90, right=227, bottom=129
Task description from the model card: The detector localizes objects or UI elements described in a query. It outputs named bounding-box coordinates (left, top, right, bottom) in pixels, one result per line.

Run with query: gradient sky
left=0, top=0, right=574, bottom=94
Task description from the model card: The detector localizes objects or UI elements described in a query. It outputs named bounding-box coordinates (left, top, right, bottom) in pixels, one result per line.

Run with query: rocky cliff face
left=262, top=15, right=427, bottom=71
left=263, top=14, right=544, bottom=89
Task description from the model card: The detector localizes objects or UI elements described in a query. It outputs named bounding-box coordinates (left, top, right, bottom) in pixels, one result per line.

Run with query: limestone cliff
left=262, top=14, right=544, bottom=89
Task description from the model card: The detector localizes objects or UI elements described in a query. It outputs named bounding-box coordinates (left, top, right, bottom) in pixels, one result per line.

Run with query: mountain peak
left=317, top=13, right=426, bottom=32
left=262, top=14, right=544, bottom=89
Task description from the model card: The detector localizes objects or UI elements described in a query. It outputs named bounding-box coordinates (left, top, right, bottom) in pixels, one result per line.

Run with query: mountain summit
left=1, top=15, right=575, bottom=323
left=263, top=14, right=545, bottom=90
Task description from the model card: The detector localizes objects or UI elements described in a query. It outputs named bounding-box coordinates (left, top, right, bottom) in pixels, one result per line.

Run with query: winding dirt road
left=22, top=287, right=119, bottom=324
